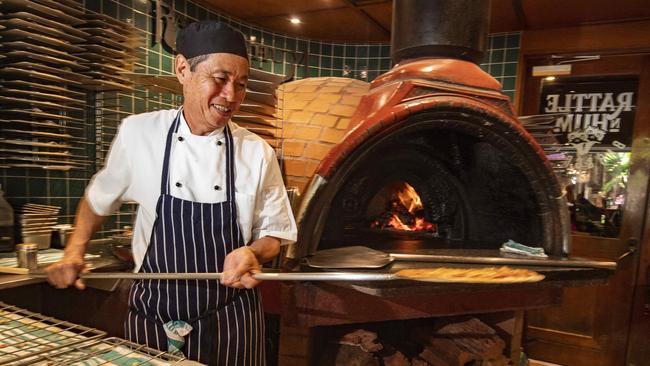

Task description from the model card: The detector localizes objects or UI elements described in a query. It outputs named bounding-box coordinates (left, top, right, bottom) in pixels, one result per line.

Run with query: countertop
left=0, top=239, right=131, bottom=291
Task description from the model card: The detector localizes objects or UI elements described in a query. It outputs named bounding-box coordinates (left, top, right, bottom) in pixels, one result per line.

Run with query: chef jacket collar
left=178, top=110, right=226, bottom=138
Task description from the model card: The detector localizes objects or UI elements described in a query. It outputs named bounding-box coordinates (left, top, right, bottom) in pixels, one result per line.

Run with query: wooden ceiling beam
left=512, top=0, right=529, bottom=30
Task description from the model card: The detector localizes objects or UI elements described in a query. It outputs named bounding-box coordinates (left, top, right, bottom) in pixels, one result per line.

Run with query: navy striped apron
left=125, top=111, right=265, bottom=366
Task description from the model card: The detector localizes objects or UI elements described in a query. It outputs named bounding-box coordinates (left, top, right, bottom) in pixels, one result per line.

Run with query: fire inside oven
left=369, top=181, right=436, bottom=234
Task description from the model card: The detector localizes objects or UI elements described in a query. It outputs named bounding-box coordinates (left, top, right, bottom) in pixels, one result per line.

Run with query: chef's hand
left=44, top=249, right=88, bottom=290
left=221, top=246, right=261, bottom=289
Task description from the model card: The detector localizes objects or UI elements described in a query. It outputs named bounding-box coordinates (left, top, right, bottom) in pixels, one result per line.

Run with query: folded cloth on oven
left=500, top=239, right=548, bottom=258
left=163, top=320, right=193, bottom=355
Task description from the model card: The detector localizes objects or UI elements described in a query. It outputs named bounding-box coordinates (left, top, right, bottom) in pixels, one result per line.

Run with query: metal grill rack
left=0, top=301, right=105, bottom=364
left=0, top=302, right=197, bottom=365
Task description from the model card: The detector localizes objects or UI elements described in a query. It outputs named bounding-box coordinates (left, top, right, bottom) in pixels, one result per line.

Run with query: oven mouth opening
left=295, top=108, right=568, bottom=259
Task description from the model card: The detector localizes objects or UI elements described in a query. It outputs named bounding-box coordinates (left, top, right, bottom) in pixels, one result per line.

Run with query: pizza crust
left=396, top=266, right=545, bottom=283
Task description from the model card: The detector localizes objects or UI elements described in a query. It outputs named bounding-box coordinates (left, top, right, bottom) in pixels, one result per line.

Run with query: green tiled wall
left=0, top=0, right=521, bottom=243
left=481, top=32, right=521, bottom=100
left=88, top=0, right=520, bottom=87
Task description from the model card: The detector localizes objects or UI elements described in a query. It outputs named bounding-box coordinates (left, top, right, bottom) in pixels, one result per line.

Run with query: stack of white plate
left=20, top=203, right=60, bottom=249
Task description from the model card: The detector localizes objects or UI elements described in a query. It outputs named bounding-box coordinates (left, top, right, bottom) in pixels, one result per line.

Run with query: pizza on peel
left=396, top=266, right=545, bottom=283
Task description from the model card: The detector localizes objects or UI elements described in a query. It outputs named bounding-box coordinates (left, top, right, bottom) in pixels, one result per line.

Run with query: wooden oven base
left=278, top=281, right=563, bottom=365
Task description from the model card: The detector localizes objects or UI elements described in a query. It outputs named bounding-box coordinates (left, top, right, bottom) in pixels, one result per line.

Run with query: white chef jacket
left=86, top=108, right=297, bottom=272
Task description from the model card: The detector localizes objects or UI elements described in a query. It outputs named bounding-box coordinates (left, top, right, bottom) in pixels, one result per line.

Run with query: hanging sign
left=540, top=77, right=637, bottom=151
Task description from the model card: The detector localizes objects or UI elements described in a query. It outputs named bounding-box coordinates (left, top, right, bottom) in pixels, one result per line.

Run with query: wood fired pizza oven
left=287, top=0, right=570, bottom=261
left=273, top=3, right=614, bottom=365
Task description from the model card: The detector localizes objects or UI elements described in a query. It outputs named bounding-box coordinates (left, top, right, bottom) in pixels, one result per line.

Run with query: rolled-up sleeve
left=85, top=122, right=132, bottom=216
left=252, top=152, right=297, bottom=245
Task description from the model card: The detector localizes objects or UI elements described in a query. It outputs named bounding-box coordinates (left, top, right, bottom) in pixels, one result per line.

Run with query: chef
left=45, top=20, right=297, bottom=366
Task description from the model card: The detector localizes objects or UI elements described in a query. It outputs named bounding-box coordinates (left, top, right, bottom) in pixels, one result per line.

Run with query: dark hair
left=187, top=54, right=210, bottom=72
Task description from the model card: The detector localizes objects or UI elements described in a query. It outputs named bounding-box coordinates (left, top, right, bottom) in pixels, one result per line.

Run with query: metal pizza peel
left=28, top=269, right=545, bottom=284
left=304, top=245, right=617, bottom=270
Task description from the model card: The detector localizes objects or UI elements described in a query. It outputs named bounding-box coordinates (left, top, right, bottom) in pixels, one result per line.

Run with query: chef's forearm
left=247, top=236, right=281, bottom=265
left=64, top=198, right=108, bottom=257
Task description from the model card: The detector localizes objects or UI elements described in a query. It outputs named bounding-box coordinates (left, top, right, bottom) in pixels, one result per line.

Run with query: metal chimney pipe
left=391, top=0, right=490, bottom=65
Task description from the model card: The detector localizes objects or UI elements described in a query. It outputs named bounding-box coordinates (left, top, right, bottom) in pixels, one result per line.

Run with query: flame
left=371, top=182, right=437, bottom=233
left=397, top=183, right=423, bottom=213
left=387, top=215, right=411, bottom=230
left=381, top=214, right=436, bottom=232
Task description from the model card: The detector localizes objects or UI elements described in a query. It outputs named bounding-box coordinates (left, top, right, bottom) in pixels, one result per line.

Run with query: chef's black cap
left=176, top=21, right=249, bottom=61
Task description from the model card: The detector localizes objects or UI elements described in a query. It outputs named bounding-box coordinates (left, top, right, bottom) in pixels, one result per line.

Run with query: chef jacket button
left=175, top=182, right=182, bottom=188
left=216, top=140, right=223, bottom=146
left=178, top=136, right=184, bottom=142
left=214, top=185, right=221, bottom=190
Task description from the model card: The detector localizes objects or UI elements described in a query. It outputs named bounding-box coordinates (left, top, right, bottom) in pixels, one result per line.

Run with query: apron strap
left=160, top=110, right=183, bottom=195
left=224, top=124, right=242, bottom=245
left=224, top=124, right=236, bottom=204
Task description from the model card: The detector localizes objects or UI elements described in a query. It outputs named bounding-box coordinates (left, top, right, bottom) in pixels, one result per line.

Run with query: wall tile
left=505, top=48, right=520, bottom=62
left=308, top=54, right=319, bottom=67
left=491, top=49, right=505, bottom=63
left=174, top=0, right=185, bottom=14
left=102, top=0, right=118, bottom=17
left=297, top=40, right=308, bottom=52
left=273, top=62, right=284, bottom=75
left=6, top=178, right=27, bottom=198
left=132, top=0, right=147, bottom=12
left=321, top=56, right=332, bottom=69
left=491, top=35, right=506, bottom=49
left=285, top=38, right=296, bottom=51
left=343, top=45, right=354, bottom=57
left=309, top=41, right=321, bottom=54
left=381, top=45, right=390, bottom=57
left=333, top=57, right=343, bottom=69
left=27, top=179, right=45, bottom=199
left=274, top=36, right=286, bottom=49
left=321, top=44, right=332, bottom=56
left=506, top=33, right=521, bottom=48
left=86, top=0, right=101, bottom=12
left=333, top=45, right=343, bottom=57
left=50, top=179, right=67, bottom=198
left=133, top=11, right=147, bottom=30
left=118, top=4, right=133, bottom=23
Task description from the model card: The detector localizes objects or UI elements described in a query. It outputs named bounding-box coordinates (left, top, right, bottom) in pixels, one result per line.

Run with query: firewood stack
left=316, top=318, right=508, bottom=366
left=413, top=318, right=508, bottom=366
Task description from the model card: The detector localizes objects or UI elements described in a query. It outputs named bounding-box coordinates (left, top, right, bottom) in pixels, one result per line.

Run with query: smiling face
left=176, top=53, right=249, bottom=135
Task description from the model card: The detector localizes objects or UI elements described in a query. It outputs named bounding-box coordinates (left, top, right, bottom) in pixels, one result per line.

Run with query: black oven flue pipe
left=391, top=0, right=490, bottom=65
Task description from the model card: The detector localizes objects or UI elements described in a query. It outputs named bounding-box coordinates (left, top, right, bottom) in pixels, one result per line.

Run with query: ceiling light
left=290, top=17, right=301, bottom=24
left=545, top=76, right=556, bottom=81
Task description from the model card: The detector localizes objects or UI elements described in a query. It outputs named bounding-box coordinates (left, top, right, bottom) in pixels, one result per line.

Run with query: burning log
left=371, top=182, right=437, bottom=233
